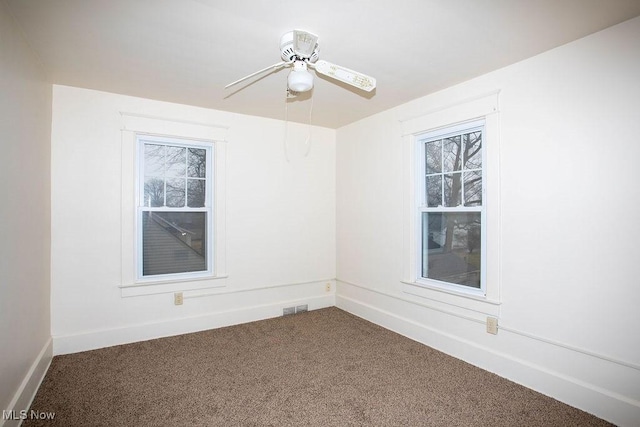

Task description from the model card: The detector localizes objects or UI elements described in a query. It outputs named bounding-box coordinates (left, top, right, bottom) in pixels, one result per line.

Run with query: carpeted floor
left=25, top=307, right=611, bottom=426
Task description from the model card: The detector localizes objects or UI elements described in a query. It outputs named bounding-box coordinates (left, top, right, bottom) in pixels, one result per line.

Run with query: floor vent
left=283, top=304, right=308, bottom=316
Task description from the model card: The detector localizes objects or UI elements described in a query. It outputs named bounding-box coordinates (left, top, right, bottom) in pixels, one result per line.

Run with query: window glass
left=426, top=175, right=442, bottom=207
left=165, top=146, right=186, bottom=177
left=443, top=136, right=462, bottom=172
left=144, top=144, right=164, bottom=176
left=463, top=132, right=482, bottom=169
left=463, top=171, right=482, bottom=207
left=166, top=178, right=185, bottom=207
left=144, top=177, right=164, bottom=207
left=188, top=148, right=206, bottom=178
left=187, top=179, right=206, bottom=207
left=425, top=140, right=442, bottom=174
left=421, top=212, right=481, bottom=288
left=443, top=173, right=462, bottom=207
left=142, top=211, right=207, bottom=276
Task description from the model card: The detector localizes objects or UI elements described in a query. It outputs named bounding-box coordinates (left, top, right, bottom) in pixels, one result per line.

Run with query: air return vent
left=283, top=304, right=308, bottom=316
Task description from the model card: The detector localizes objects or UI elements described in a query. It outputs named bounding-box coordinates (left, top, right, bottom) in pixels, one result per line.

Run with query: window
left=416, top=120, right=485, bottom=295
left=401, top=92, right=499, bottom=314
left=137, top=135, right=213, bottom=281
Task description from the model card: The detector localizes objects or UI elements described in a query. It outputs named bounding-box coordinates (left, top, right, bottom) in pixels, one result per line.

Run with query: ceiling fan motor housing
left=280, top=31, right=319, bottom=63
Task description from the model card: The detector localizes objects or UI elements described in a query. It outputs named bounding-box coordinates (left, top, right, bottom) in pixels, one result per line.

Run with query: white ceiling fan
left=225, top=29, right=376, bottom=94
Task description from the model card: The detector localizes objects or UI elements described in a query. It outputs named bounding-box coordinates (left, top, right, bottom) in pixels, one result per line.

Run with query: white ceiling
left=6, top=0, right=640, bottom=128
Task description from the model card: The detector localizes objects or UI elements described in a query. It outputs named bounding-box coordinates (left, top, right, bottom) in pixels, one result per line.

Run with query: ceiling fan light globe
left=287, top=69, right=314, bottom=92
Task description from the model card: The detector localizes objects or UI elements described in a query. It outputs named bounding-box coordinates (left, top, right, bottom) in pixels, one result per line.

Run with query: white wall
left=51, top=86, right=336, bottom=354
left=0, top=0, right=52, bottom=423
left=336, top=16, right=640, bottom=426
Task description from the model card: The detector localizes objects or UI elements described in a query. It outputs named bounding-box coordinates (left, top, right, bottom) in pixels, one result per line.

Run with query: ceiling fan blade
left=293, top=29, right=318, bottom=59
left=225, top=61, right=289, bottom=89
left=312, top=60, right=376, bottom=92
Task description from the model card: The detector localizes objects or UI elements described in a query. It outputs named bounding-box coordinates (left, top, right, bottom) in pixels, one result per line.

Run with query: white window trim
left=119, top=113, right=228, bottom=297
left=400, top=92, right=501, bottom=317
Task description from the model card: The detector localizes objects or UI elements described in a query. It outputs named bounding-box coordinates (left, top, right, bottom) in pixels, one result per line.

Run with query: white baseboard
left=0, top=338, right=52, bottom=427
left=336, top=290, right=640, bottom=427
left=53, top=294, right=334, bottom=355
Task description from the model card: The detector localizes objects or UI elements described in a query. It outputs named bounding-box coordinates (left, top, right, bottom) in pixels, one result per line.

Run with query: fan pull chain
left=283, top=87, right=291, bottom=163
left=283, top=88, right=313, bottom=162
left=303, top=93, right=313, bottom=157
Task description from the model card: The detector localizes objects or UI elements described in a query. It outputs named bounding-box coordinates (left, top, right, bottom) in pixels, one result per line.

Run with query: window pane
left=166, top=178, right=185, bottom=207
left=444, top=173, right=462, bottom=207
left=425, top=140, right=441, bottom=174
left=188, top=148, right=207, bottom=178
left=422, top=212, right=481, bottom=288
left=426, top=175, right=442, bottom=207
left=142, top=211, right=207, bottom=276
left=443, top=136, right=462, bottom=172
left=165, top=146, right=186, bottom=177
left=187, top=179, right=206, bottom=207
left=144, top=178, right=164, bottom=207
left=144, top=144, right=164, bottom=176
left=463, top=132, right=482, bottom=170
left=463, top=171, right=482, bottom=206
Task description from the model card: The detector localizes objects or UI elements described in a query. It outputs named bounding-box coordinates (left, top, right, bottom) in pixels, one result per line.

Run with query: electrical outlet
left=174, top=292, right=183, bottom=306
left=486, top=317, right=498, bottom=335
left=325, top=282, right=331, bottom=292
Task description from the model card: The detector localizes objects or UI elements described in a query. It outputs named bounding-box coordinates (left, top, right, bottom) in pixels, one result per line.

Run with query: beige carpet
left=25, top=307, right=611, bottom=426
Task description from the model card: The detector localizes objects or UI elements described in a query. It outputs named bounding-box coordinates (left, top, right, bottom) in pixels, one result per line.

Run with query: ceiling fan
left=225, top=29, right=376, bottom=94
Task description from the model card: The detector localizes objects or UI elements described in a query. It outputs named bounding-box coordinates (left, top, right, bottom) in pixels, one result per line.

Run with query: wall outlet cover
left=486, top=317, right=498, bottom=335
left=174, top=292, right=183, bottom=305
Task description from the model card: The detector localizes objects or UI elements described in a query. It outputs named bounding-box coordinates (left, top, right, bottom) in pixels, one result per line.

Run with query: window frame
left=415, top=119, right=487, bottom=297
left=135, top=134, right=214, bottom=282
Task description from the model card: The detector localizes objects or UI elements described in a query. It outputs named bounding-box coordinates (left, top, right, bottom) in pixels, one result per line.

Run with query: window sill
left=401, top=280, right=500, bottom=318
left=120, top=275, right=228, bottom=297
